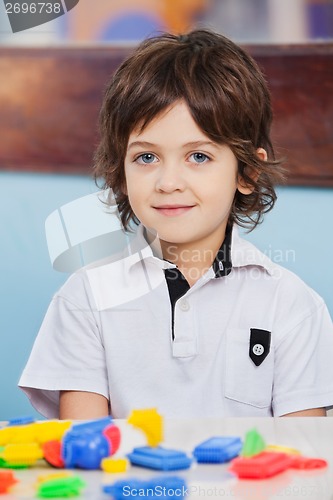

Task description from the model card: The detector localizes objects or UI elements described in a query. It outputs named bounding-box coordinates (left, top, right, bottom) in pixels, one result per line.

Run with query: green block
left=241, top=428, right=266, bottom=457
left=37, top=476, right=86, bottom=498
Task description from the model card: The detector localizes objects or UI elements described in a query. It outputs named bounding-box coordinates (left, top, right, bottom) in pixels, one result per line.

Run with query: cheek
left=123, top=166, right=136, bottom=198
left=125, top=166, right=152, bottom=199
left=125, top=176, right=146, bottom=215
left=126, top=188, right=139, bottom=209
left=205, top=185, right=238, bottom=219
left=199, top=175, right=237, bottom=203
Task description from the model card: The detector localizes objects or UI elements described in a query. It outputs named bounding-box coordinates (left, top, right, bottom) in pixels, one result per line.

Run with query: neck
left=160, top=229, right=227, bottom=286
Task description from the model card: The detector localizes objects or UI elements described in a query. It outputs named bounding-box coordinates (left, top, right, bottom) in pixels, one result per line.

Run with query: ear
left=256, top=147, right=268, bottom=161
left=237, top=148, right=267, bottom=195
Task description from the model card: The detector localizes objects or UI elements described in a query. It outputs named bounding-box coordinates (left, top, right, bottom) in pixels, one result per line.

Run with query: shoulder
left=54, top=265, right=100, bottom=312
left=54, top=223, right=140, bottom=302
left=54, top=224, right=158, bottom=312
left=232, top=228, right=328, bottom=327
left=270, top=264, right=326, bottom=332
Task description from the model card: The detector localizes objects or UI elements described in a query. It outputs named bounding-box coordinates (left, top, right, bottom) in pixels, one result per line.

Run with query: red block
left=229, top=451, right=292, bottom=479
left=0, top=470, right=18, bottom=493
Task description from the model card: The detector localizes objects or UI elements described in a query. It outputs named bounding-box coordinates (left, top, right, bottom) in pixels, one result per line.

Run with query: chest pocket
left=225, top=329, right=274, bottom=409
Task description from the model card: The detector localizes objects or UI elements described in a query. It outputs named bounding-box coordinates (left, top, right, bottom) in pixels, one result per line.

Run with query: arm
left=282, top=408, right=326, bottom=417
left=59, top=390, right=109, bottom=420
left=272, top=288, right=333, bottom=417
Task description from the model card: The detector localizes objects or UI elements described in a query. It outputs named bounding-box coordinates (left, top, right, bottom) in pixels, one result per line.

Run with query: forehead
left=127, top=101, right=209, bottom=146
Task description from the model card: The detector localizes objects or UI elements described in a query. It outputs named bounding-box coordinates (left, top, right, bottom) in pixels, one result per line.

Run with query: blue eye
left=136, top=153, right=157, bottom=164
left=190, top=152, right=210, bottom=164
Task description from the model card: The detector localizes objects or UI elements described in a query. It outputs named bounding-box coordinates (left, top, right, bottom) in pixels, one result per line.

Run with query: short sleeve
left=18, top=272, right=109, bottom=418
left=272, top=300, right=333, bottom=416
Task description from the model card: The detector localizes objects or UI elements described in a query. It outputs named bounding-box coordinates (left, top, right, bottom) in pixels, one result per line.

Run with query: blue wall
left=0, top=172, right=95, bottom=420
left=1, top=172, right=332, bottom=420
left=241, top=186, right=333, bottom=313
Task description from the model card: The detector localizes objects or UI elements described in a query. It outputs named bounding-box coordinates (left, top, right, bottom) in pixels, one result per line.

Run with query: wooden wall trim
left=1, top=43, right=333, bottom=186
left=249, top=43, right=333, bottom=186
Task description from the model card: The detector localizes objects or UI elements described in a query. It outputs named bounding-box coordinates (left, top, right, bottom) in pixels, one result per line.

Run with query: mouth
left=153, top=205, right=195, bottom=217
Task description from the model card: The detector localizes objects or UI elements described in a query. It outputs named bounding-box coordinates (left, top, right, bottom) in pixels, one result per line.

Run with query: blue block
left=68, top=417, right=113, bottom=435
left=127, top=446, right=192, bottom=471
left=62, top=417, right=114, bottom=469
left=7, top=416, right=35, bottom=426
left=103, top=476, right=187, bottom=499
left=104, top=479, right=145, bottom=499
left=193, top=436, right=242, bottom=463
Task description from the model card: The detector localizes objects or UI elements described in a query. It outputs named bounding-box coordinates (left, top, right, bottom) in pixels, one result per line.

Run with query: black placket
left=164, top=225, right=233, bottom=340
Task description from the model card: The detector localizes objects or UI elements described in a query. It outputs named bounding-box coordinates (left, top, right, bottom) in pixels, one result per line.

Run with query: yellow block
left=101, top=457, right=128, bottom=473
left=127, top=408, right=163, bottom=447
left=35, top=421, right=72, bottom=444
left=0, top=420, right=72, bottom=446
left=36, top=472, right=73, bottom=484
left=0, top=443, right=43, bottom=466
left=266, top=444, right=301, bottom=455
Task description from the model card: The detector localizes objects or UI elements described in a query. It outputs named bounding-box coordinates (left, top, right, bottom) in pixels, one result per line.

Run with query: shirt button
left=252, top=344, right=264, bottom=356
left=179, top=299, right=190, bottom=312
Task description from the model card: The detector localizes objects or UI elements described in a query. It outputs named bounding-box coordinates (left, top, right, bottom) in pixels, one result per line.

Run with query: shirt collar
left=212, top=224, right=233, bottom=278
left=124, top=223, right=274, bottom=277
left=123, top=225, right=175, bottom=273
left=231, top=226, right=275, bottom=276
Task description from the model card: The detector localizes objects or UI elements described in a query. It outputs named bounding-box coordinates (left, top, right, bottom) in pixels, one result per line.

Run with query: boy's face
left=124, top=100, right=248, bottom=253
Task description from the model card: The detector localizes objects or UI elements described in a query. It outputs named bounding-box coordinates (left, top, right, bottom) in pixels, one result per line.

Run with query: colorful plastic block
left=62, top=417, right=120, bottom=469
left=42, top=440, right=65, bottom=468
left=127, top=408, right=163, bottom=447
left=103, top=424, right=121, bottom=455
left=229, top=451, right=292, bottom=479
left=241, top=428, right=266, bottom=457
left=101, top=457, right=128, bottom=473
left=103, top=475, right=187, bottom=499
left=37, top=475, right=85, bottom=498
left=62, top=431, right=110, bottom=470
left=37, top=472, right=73, bottom=484
left=127, top=446, right=192, bottom=471
left=7, top=416, right=35, bottom=426
left=193, top=436, right=242, bottom=463
left=0, top=443, right=43, bottom=468
left=104, top=479, right=145, bottom=499
left=289, top=455, right=328, bottom=470
left=148, top=475, right=188, bottom=496
left=266, top=444, right=300, bottom=455
left=35, top=421, right=72, bottom=444
left=0, top=470, right=18, bottom=493
left=0, top=420, right=71, bottom=447
left=2, top=424, right=36, bottom=445
left=0, top=428, right=13, bottom=447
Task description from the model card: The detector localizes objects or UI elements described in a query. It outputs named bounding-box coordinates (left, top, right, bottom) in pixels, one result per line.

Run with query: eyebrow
left=127, top=140, right=220, bottom=151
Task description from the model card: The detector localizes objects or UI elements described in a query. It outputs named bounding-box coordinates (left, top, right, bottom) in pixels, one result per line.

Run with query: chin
left=157, top=233, right=194, bottom=245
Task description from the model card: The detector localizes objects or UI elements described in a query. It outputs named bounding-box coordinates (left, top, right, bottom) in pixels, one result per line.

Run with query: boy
left=19, top=29, right=333, bottom=419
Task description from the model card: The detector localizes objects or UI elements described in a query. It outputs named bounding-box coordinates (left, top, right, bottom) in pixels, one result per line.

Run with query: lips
left=153, top=205, right=195, bottom=217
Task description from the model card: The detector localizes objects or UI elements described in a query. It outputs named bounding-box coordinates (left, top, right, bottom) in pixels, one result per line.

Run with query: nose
left=155, top=162, right=186, bottom=193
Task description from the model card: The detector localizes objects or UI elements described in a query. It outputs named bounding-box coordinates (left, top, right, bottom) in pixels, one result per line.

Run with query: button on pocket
left=225, top=329, right=274, bottom=408
left=252, top=344, right=264, bottom=356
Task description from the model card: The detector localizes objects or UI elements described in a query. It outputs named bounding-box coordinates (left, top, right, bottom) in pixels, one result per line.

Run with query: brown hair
left=93, top=29, right=284, bottom=231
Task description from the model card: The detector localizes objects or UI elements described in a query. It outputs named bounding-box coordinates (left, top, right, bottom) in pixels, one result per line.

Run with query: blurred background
left=1, top=0, right=333, bottom=45
left=0, top=0, right=333, bottom=419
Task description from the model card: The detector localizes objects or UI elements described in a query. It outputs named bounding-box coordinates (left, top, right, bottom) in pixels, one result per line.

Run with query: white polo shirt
left=19, top=225, right=333, bottom=418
